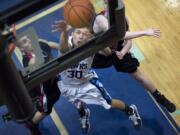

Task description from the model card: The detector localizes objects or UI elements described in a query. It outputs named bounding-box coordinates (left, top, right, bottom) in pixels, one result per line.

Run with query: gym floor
left=0, top=0, right=179, bottom=135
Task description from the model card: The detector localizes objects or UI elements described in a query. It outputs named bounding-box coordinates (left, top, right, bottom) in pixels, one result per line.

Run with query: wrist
left=141, top=30, right=147, bottom=36
left=120, top=50, right=126, bottom=56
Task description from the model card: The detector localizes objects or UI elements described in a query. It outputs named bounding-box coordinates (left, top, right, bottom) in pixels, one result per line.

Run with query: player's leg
left=131, top=69, right=176, bottom=113
left=111, top=99, right=142, bottom=130
left=24, top=85, right=45, bottom=135
left=57, top=81, right=91, bottom=134
left=90, top=77, right=142, bottom=130
left=74, top=100, right=90, bottom=134
left=42, top=76, right=61, bottom=114
left=24, top=111, right=45, bottom=135
left=25, top=77, right=61, bottom=135
left=113, top=48, right=176, bottom=113
left=25, top=118, right=42, bottom=135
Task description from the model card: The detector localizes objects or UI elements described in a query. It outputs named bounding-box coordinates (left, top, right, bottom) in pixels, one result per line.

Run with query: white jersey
left=58, top=37, right=111, bottom=109
left=60, top=56, right=96, bottom=85
left=60, top=36, right=96, bottom=85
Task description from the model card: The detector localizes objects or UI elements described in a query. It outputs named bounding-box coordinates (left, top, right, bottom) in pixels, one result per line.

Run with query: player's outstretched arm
left=52, top=20, right=72, bottom=53
left=124, top=28, right=161, bottom=40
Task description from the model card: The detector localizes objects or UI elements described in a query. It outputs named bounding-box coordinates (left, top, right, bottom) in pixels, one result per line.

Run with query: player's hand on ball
left=52, top=20, right=72, bottom=32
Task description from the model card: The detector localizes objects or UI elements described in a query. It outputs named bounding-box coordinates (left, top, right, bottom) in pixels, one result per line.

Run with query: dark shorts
left=30, top=76, right=61, bottom=114
left=92, top=52, right=140, bottom=73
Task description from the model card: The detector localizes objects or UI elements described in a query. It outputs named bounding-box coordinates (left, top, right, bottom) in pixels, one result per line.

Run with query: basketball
left=63, top=0, right=95, bottom=28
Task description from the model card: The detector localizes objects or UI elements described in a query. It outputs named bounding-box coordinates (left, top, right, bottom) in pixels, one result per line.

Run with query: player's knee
left=131, top=70, right=143, bottom=81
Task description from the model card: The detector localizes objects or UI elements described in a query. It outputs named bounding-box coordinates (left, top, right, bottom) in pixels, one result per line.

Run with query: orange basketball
left=63, top=0, right=95, bottom=28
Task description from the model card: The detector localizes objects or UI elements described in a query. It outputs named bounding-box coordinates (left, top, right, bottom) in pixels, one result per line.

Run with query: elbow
left=123, top=32, right=131, bottom=40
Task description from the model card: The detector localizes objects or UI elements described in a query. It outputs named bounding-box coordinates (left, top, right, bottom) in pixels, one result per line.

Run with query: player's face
left=17, top=36, right=33, bottom=52
left=72, top=28, right=93, bottom=47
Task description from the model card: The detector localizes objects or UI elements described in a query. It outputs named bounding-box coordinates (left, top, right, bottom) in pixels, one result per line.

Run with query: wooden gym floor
left=124, top=0, right=180, bottom=125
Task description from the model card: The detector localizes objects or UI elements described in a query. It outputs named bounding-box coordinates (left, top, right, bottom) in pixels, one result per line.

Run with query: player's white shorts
left=57, top=78, right=112, bottom=109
